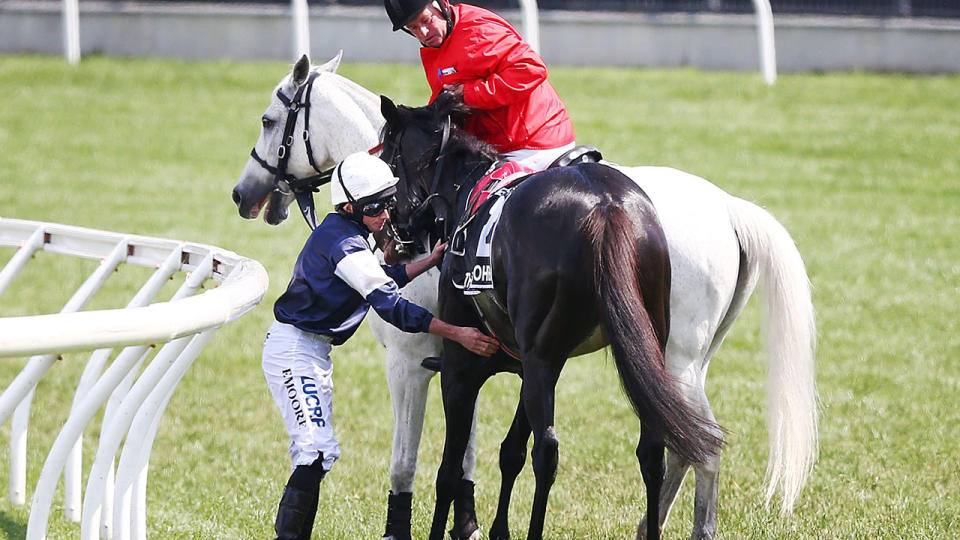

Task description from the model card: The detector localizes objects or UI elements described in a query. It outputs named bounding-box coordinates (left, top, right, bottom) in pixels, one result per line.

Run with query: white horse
left=232, top=53, right=818, bottom=540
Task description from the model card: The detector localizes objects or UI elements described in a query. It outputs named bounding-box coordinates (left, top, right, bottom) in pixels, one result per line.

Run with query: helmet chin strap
left=440, top=0, right=454, bottom=39
left=335, top=162, right=366, bottom=223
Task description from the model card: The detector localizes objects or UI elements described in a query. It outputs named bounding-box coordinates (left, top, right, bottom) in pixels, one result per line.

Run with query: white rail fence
left=0, top=217, right=269, bottom=540
left=54, top=0, right=776, bottom=83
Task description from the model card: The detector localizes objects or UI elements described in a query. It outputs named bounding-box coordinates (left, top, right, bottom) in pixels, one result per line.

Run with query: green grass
left=1, top=54, right=958, bottom=539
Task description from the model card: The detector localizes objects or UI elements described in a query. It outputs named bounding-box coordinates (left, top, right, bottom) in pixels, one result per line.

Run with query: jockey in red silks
left=385, top=0, right=576, bottom=171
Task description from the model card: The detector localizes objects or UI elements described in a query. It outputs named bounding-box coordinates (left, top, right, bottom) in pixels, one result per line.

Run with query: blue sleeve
left=366, top=284, right=435, bottom=334
left=382, top=263, right=410, bottom=288
left=332, top=244, right=433, bottom=334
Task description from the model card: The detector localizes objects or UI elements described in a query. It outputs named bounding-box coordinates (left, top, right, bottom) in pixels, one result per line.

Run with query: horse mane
left=433, top=89, right=501, bottom=163
left=391, top=89, right=501, bottom=166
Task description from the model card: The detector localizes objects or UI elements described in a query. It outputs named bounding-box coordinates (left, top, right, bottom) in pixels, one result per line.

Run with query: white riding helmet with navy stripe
left=330, top=152, right=399, bottom=208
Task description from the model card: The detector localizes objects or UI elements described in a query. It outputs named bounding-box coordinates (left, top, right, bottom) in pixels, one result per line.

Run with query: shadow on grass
left=0, top=510, right=26, bottom=539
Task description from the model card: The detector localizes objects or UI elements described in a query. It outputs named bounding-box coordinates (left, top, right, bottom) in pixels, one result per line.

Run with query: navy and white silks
left=273, top=213, right=433, bottom=342
left=263, top=213, right=433, bottom=471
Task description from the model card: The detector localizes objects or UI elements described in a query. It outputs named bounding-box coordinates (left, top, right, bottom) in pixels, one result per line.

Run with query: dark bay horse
left=379, top=92, right=724, bottom=540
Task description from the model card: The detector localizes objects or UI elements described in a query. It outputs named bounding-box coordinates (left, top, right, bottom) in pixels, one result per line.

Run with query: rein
left=249, top=71, right=382, bottom=230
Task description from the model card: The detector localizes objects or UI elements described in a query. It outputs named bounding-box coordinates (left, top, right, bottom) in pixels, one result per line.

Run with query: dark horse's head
left=379, top=91, right=499, bottom=254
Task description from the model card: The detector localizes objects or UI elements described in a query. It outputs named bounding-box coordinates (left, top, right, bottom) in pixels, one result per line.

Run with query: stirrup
left=421, top=357, right=442, bottom=372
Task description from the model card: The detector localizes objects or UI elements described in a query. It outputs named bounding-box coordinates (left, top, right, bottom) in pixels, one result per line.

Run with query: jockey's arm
left=459, top=30, right=547, bottom=109
left=402, top=240, right=447, bottom=280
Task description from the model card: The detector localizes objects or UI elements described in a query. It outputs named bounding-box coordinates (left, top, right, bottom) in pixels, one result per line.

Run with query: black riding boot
left=273, top=455, right=325, bottom=540
left=273, top=485, right=318, bottom=540
left=450, top=479, right=479, bottom=540
left=297, top=489, right=319, bottom=540
left=382, top=491, right=413, bottom=540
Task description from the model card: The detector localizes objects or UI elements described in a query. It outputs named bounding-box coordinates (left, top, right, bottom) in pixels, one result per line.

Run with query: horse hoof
left=489, top=530, right=510, bottom=540
left=448, top=525, right=481, bottom=540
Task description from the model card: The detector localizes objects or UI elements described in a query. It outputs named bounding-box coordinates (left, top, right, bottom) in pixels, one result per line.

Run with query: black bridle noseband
left=249, top=70, right=335, bottom=229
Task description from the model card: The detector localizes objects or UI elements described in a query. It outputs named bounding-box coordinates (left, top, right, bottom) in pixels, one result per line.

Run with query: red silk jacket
left=419, top=3, right=575, bottom=153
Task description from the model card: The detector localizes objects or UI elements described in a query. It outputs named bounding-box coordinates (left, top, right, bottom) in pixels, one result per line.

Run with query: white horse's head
left=232, top=51, right=383, bottom=226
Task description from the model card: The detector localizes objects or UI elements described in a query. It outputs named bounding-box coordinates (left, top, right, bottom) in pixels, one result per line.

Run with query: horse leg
left=520, top=363, right=564, bottom=540
left=635, top=451, right=690, bottom=540
left=382, top=347, right=434, bottom=540
left=429, top=369, right=484, bottom=540
left=633, top=363, right=705, bottom=540
left=642, top=375, right=723, bottom=540
left=644, top=372, right=722, bottom=540
left=635, top=229, right=749, bottom=540
left=451, top=403, right=481, bottom=540
left=681, top=249, right=754, bottom=540
left=635, top=430, right=665, bottom=540
left=490, top=398, right=532, bottom=540
left=688, top=396, right=722, bottom=540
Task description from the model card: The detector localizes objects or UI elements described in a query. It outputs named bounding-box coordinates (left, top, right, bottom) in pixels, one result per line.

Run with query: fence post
left=292, top=0, right=311, bottom=59
left=518, top=0, right=541, bottom=53
left=62, top=0, right=80, bottom=64
left=752, top=0, right=777, bottom=85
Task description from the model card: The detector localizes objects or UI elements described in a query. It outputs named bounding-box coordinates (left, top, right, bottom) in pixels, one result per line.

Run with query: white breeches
left=263, top=320, right=341, bottom=472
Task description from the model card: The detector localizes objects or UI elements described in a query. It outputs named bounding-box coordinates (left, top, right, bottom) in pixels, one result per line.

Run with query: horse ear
left=292, top=54, right=311, bottom=87
left=381, top=95, right=400, bottom=126
left=318, top=50, right=342, bottom=74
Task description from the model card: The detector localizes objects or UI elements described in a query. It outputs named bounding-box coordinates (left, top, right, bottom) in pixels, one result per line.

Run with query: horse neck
left=447, top=153, right=497, bottom=221
left=331, top=74, right=385, bottom=131
left=309, top=73, right=385, bottom=165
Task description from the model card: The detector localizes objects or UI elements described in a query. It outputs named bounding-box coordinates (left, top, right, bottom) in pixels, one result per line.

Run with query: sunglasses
left=359, top=199, right=394, bottom=217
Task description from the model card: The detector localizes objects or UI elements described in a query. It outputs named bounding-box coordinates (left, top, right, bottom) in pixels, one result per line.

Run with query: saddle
left=450, top=145, right=603, bottom=294
left=443, top=146, right=604, bottom=362
left=548, top=144, right=603, bottom=168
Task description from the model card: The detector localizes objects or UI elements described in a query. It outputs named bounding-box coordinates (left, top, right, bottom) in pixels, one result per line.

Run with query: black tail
left=582, top=202, right=723, bottom=464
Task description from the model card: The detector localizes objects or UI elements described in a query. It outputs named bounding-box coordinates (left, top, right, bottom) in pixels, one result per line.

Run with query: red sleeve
left=460, top=24, right=548, bottom=110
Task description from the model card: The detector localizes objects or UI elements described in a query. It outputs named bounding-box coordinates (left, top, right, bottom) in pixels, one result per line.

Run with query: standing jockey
left=262, top=152, right=499, bottom=540
left=384, top=0, right=576, bottom=171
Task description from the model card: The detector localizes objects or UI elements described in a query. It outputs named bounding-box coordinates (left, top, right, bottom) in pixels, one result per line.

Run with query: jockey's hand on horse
left=382, top=238, right=401, bottom=265
left=427, top=319, right=500, bottom=357
left=456, top=326, right=500, bottom=357
left=396, top=240, right=449, bottom=282
left=375, top=227, right=403, bottom=265
left=427, top=240, right=448, bottom=268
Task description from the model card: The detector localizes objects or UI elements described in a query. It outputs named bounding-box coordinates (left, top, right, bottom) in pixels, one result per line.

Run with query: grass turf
left=0, top=55, right=958, bottom=538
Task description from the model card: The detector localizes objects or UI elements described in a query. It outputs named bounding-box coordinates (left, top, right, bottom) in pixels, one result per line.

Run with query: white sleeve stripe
left=334, top=250, right=393, bottom=297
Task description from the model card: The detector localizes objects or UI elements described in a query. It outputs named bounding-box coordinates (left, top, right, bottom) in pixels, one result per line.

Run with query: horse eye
left=261, top=116, right=276, bottom=129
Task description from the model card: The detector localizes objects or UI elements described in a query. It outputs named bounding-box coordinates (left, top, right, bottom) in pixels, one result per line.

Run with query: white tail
left=727, top=197, right=818, bottom=513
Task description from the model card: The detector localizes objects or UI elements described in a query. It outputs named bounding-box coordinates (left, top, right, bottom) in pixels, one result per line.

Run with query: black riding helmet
left=384, top=0, right=454, bottom=36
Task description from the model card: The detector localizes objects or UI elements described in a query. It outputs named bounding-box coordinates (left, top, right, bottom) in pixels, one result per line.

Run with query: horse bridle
left=383, top=115, right=457, bottom=254
left=250, top=70, right=385, bottom=229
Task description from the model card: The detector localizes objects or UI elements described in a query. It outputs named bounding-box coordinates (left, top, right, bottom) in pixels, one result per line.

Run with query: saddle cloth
left=450, top=161, right=534, bottom=295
